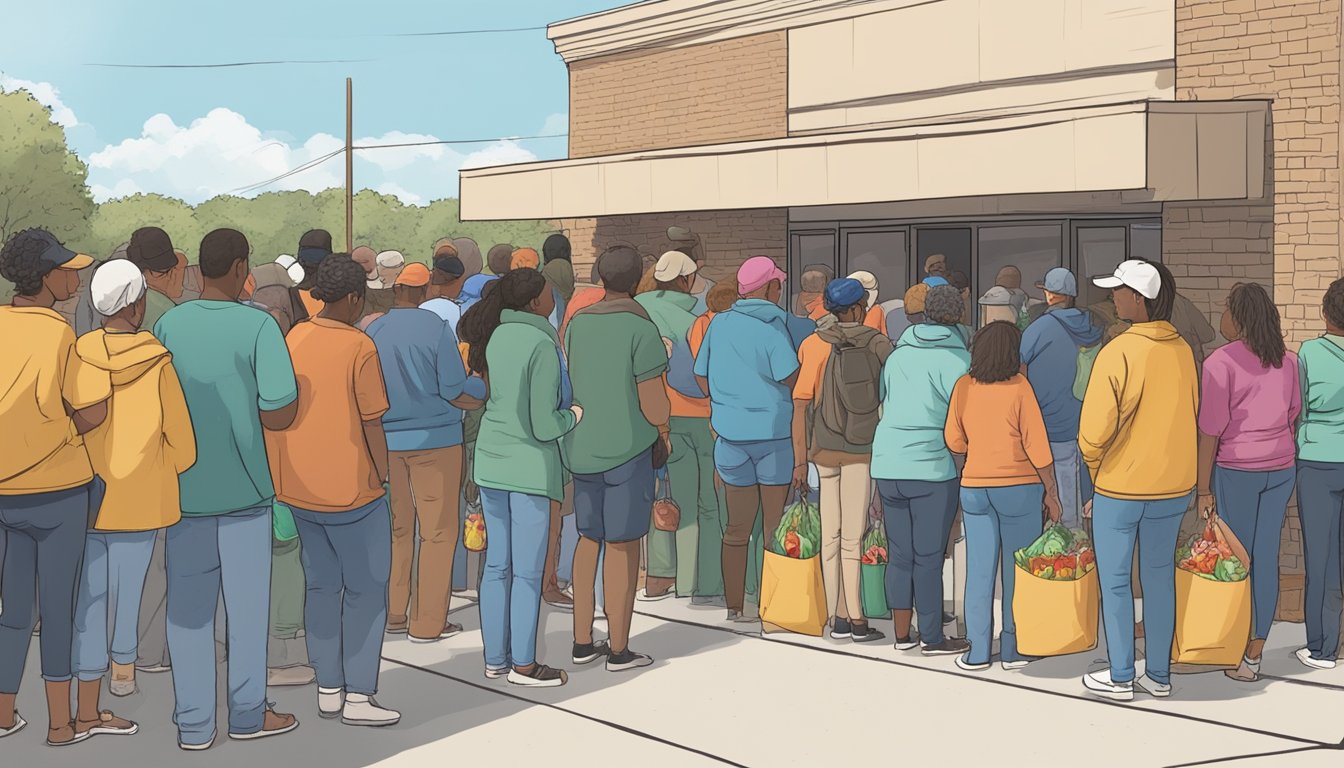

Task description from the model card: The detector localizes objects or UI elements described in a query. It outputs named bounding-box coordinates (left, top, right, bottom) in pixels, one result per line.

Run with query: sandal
left=0, top=712, right=26, bottom=739
left=76, top=710, right=139, bottom=738
left=47, top=721, right=92, bottom=747
left=1225, top=655, right=1261, bottom=682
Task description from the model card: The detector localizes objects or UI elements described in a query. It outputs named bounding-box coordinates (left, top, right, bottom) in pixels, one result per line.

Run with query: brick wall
left=1174, top=0, right=1343, bottom=621
left=555, top=209, right=788, bottom=286
left=568, top=31, right=789, bottom=158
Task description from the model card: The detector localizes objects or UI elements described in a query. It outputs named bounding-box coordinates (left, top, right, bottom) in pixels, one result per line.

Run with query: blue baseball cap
left=823, top=277, right=867, bottom=312
left=922, top=276, right=950, bottom=288
left=13, top=229, right=94, bottom=273
left=1036, top=267, right=1078, bottom=297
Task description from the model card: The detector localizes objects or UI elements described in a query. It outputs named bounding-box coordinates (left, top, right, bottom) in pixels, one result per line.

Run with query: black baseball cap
left=24, top=229, right=94, bottom=272
left=433, top=254, right=465, bottom=278
left=127, top=227, right=178, bottom=273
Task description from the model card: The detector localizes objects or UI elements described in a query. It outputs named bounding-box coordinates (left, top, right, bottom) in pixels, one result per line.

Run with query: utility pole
left=345, top=77, right=353, bottom=253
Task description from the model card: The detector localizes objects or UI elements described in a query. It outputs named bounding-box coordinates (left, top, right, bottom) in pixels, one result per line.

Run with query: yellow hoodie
left=1079, top=321, right=1199, bottom=501
left=76, top=329, right=196, bottom=531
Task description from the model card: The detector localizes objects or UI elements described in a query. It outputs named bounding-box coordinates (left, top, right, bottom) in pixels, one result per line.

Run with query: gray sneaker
left=921, top=637, right=971, bottom=656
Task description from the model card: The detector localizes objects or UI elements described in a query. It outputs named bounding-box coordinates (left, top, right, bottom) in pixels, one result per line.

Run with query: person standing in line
left=847, top=271, right=886, bottom=332
left=1294, top=277, right=1344, bottom=671
left=294, top=229, right=334, bottom=319
left=540, top=234, right=578, bottom=608
left=72, top=260, right=194, bottom=721
left=125, top=227, right=188, bottom=333
left=352, top=245, right=392, bottom=321
left=0, top=230, right=112, bottom=746
left=155, top=228, right=302, bottom=750
left=791, top=278, right=893, bottom=643
left=1019, top=268, right=1104, bottom=529
left=1194, top=283, right=1299, bottom=682
left=420, top=248, right=467, bottom=329
left=945, top=321, right=1062, bottom=672
left=1079, top=259, right=1197, bottom=702
left=637, top=251, right=720, bottom=603
left=485, top=243, right=515, bottom=277
left=368, top=263, right=483, bottom=642
left=872, top=285, right=972, bottom=656
left=460, top=269, right=580, bottom=687
left=266, top=254, right=399, bottom=726
left=695, top=256, right=802, bottom=622
left=795, top=264, right=835, bottom=321
left=565, top=246, right=669, bottom=672
left=451, top=237, right=483, bottom=280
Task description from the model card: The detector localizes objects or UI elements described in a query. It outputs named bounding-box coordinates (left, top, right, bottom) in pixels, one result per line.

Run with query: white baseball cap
left=275, top=254, right=305, bottom=285
left=1093, top=260, right=1161, bottom=300
left=847, top=270, right=879, bottom=310
left=653, top=250, right=698, bottom=282
left=91, top=259, right=148, bottom=317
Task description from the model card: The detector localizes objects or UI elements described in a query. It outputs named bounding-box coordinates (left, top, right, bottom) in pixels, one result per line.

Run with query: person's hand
left=1043, top=493, right=1063, bottom=525
left=1082, top=499, right=1093, bottom=519
left=660, top=430, right=673, bottom=457
left=791, top=464, right=811, bottom=495
left=1197, top=491, right=1216, bottom=520
left=570, top=404, right=584, bottom=423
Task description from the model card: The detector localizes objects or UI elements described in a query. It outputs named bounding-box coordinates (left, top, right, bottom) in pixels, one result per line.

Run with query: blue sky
left=0, top=0, right=618, bottom=204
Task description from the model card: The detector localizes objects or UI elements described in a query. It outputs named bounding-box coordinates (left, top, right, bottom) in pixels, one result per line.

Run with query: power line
left=354, top=133, right=566, bottom=150
left=379, top=25, right=546, bottom=38
left=86, top=59, right=374, bottom=69
left=229, top=148, right=346, bottom=195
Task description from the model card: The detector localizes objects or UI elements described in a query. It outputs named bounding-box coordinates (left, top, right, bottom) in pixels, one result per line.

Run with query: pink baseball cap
left=737, top=256, right=786, bottom=295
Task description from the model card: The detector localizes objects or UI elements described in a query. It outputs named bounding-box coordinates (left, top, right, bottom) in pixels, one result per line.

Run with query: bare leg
left=572, top=537, right=601, bottom=646
left=542, top=502, right=572, bottom=606
left=892, top=609, right=914, bottom=639
left=0, top=693, right=15, bottom=729
left=604, top=540, right=641, bottom=654
left=721, top=485, right=761, bottom=612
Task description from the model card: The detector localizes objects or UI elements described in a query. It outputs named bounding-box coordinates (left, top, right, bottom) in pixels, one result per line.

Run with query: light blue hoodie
left=871, top=323, right=971, bottom=482
left=1020, top=307, right=1104, bottom=442
left=693, top=298, right=806, bottom=442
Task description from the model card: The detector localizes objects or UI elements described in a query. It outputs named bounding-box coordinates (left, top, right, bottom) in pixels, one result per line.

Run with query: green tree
left=87, top=193, right=199, bottom=260
left=0, top=90, right=94, bottom=247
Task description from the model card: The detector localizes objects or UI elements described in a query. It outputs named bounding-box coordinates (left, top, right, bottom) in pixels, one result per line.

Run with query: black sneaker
left=507, top=664, right=568, bottom=688
left=922, top=637, right=971, bottom=656
left=573, top=640, right=611, bottom=666
left=942, top=612, right=956, bottom=625
left=606, top=649, right=654, bottom=672
left=830, top=618, right=853, bottom=640
left=850, top=624, right=886, bottom=644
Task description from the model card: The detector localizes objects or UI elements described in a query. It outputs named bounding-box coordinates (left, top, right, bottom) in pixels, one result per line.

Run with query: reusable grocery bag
left=861, top=564, right=888, bottom=620
left=760, top=550, right=826, bottom=637
left=1172, top=516, right=1251, bottom=666
left=1013, top=525, right=1099, bottom=656
left=463, top=499, right=487, bottom=553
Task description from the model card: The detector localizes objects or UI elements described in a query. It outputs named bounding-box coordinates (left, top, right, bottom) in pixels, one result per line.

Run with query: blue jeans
left=1297, top=460, right=1344, bottom=661
left=479, top=488, right=549, bottom=669
left=879, top=478, right=958, bottom=645
left=73, top=530, right=158, bottom=681
left=1093, top=492, right=1191, bottom=685
left=1215, top=465, right=1294, bottom=641
left=290, top=499, right=391, bottom=696
left=1050, top=441, right=1083, bottom=529
left=961, top=485, right=1044, bottom=665
left=166, top=506, right=272, bottom=744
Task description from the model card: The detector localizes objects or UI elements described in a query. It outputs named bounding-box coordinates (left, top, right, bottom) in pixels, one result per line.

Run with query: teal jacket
left=473, top=310, right=577, bottom=501
left=1298, top=334, right=1344, bottom=463
left=871, top=323, right=972, bottom=482
left=636, top=290, right=703, bottom=399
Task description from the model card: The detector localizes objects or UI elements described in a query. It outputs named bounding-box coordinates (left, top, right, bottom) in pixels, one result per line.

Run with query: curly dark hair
left=0, top=229, right=56, bottom=297
left=1323, top=277, right=1344, bottom=331
left=1142, top=259, right=1176, bottom=323
left=458, top=268, right=547, bottom=375
left=969, top=321, right=1022, bottom=384
left=1227, top=282, right=1286, bottom=368
left=309, top=253, right=367, bottom=304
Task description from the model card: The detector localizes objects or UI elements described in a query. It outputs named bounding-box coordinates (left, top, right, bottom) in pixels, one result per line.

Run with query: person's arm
left=71, top=401, right=108, bottom=435
left=942, top=378, right=969, bottom=456
left=363, top=419, right=390, bottom=484
left=254, top=317, right=300, bottom=431
left=160, top=363, right=197, bottom=473
left=1020, top=382, right=1061, bottom=523
left=527, top=343, right=578, bottom=442
left=767, top=330, right=802, bottom=385
left=1195, top=357, right=1230, bottom=518
left=637, top=377, right=671, bottom=433
left=353, top=342, right=392, bottom=484
left=633, top=323, right=672, bottom=450
left=1077, top=347, right=1123, bottom=483
left=436, top=321, right=468, bottom=405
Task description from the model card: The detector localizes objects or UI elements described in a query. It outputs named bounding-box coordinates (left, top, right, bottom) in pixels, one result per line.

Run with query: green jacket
left=1298, top=334, right=1344, bottom=463
left=473, top=310, right=577, bottom=501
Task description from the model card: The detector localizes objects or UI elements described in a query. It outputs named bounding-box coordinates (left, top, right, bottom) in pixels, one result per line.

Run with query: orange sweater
left=863, top=305, right=885, bottom=333
left=944, top=374, right=1053, bottom=488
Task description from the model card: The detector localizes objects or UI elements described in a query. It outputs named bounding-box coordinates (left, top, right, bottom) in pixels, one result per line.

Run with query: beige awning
left=459, top=100, right=1267, bottom=221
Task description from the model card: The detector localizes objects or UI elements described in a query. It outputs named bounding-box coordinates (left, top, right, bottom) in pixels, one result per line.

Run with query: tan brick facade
left=1173, top=0, right=1344, bottom=621
left=568, top=31, right=789, bottom=159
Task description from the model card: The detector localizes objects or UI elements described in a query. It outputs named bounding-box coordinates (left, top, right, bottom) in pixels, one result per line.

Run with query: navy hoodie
left=1020, top=307, right=1104, bottom=441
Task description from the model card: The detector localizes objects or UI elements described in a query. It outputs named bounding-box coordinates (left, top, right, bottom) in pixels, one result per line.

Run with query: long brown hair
left=1228, top=282, right=1286, bottom=368
left=969, top=321, right=1022, bottom=384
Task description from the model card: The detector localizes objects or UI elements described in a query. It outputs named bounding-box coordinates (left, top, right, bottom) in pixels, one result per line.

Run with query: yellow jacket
left=76, top=330, right=196, bottom=531
left=1079, top=321, right=1199, bottom=501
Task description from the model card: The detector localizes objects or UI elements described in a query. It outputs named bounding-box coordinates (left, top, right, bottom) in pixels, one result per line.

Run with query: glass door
left=840, top=228, right=910, bottom=305
left=788, top=230, right=837, bottom=312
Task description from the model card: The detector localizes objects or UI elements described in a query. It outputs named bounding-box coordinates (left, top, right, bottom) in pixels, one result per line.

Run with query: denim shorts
left=574, top=448, right=654, bottom=543
left=714, top=437, right=793, bottom=488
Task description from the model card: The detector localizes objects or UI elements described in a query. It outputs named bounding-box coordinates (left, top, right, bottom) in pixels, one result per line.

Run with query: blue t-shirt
left=693, top=299, right=800, bottom=442
left=367, top=307, right=470, bottom=451
left=1019, top=307, right=1103, bottom=442
left=155, top=301, right=298, bottom=516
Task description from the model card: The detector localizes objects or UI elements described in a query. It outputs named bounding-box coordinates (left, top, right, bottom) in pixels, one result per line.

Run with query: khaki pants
left=388, top=445, right=463, bottom=639
left=817, top=459, right=870, bottom=622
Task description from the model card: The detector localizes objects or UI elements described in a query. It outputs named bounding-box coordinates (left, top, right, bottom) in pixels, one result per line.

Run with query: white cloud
left=540, top=112, right=568, bottom=136
left=87, top=108, right=550, bottom=206
left=0, top=74, right=78, bottom=127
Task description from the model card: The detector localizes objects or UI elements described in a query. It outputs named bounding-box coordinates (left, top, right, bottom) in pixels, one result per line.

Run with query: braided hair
left=308, top=253, right=367, bottom=304
left=0, top=229, right=54, bottom=297
left=1228, top=282, right=1286, bottom=369
left=458, top=268, right=547, bottom=376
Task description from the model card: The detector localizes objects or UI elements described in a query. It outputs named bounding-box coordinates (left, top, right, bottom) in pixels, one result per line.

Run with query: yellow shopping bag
left=1014, top=564, right=1100, bottom=657
left=1172, top=517, right=1252, bottom=666
left=759, top=550, right=826, bottom=637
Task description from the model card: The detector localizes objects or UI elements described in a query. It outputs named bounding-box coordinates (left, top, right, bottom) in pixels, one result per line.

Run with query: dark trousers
left=879, top=478, right=958, bottom=645
left=0, top=484, right=90, bottom=692
left=1298, top=460, right=1344, bottom=661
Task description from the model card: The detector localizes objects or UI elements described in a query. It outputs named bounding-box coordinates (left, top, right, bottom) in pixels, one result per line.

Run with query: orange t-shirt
left=668, top=313, right=712, bottom=419
left=298, top=289, right=323, bottom=319
left=561, top=286, right=603, bottom=340
left=863, top=305, right=885, bottom=333
left=943, top=374, right=1053, bottom=488
left=803, top=295, right=829, bottom=321
left=793, top=333, right=829, bottom=402
left=267, top=318, right=390, bottom=512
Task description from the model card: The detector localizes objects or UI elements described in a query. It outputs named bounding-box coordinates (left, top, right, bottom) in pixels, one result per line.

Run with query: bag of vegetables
left=1172, top=515, right=1251, bottom=666
left=1013, top=524, right=1100, bottom=657
left=860, top=519, right=889, bottom=619
left=760, top=496, right=826, bottom=637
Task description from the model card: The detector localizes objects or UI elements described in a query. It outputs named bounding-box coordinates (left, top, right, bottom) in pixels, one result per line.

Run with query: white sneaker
left=341, top=694, right=400, bottom=727
left=484, top=666, right=509, bottom=680
left=1135, top=674, right=1171, bottom=698
left=1001, top=659, right=1032, bottom=671
left=318, top=687, right=344, bottom=719
left=1083, top=670, right=1134, bottom=702
left=1296, top=647, right=1337, bottom=670
left=955, top=654, right=990, bottom=672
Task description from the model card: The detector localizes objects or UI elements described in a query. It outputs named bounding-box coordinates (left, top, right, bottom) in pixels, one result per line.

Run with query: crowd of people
left=2, top=218, right=1343, bottom=751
